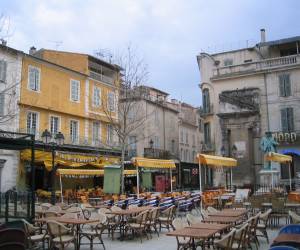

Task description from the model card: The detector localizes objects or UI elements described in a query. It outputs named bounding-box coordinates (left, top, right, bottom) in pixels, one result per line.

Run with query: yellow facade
left=19, top=52, right=120, bottom=146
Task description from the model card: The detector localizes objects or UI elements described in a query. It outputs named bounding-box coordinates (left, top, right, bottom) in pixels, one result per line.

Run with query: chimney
left=29, top=46, right=37, bottom=55
left=260, top=29, right=266, bottom=43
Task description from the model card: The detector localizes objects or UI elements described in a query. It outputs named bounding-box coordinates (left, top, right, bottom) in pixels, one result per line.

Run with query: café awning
left=57, top=168, right=137, bottom=176
left=197, top=154, right=237, bottom=167
left=265, top=152, right=292, bottom=163
left=131, top=157, right=176, bottom=169
left=20, top=149, right=120, bottom=171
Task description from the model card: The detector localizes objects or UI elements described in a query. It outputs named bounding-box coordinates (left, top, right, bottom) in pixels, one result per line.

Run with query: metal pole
left=51, top=148, right=56, bottom=205
left=198, top=162, right=202, bottom=211
left=170, top=168, right=173, bottom=192
left=230, top=168, right=233, bottom=190
left=59, top=174, right=63, bottom=203
left=30, top=136, right=35, bottom=223
left=136, top=166, right=139, bottom=199
left=289, top=162, right=292, bottom=192
left=271, top=162, right=274, bottom=189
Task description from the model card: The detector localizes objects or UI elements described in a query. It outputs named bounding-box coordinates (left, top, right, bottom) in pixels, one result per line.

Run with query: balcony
left=201, top=142, right=215, bottom=153
left=212, top=54, right=300, bottom=79
left=199, top=104, right=214, bottom=117
left=90, top=71, right=114, bottom=85
left=144, top=148, right=171, bottom=159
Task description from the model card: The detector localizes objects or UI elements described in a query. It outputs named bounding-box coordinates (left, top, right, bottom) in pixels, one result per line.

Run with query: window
left=27, top=112, right=38, bottom=135
left=0, top=60, right=7, bottom=83
left=202, top=89, right=210, bottom=113
left=50, top=116, right=59, bottom=136
left=180, top=130, right=184, bottom=143
left=107, top=92, right=115, bottom=111
left=0, top=93, right=4, bottom=116
left=28, top=65, right=40, bottom=91
left=192, top=135, right=196, bottom=147
left=181, top=148, right=184, bottom=161
left=192, top=151, right=196, bottom=162
left=128, top=136, right=137, bottom=157
left=107, top=124, right=114, bottom=144
left=279, top=74, right=291, bottom=97
left=92, top=121, right=101, bottom=144
left=154, top=136, right=160, bottom=148
left=70, top=120, right=79, bottom=143
left=185, top=132, right=188, bottom=144
left=281, top=107, right=294, bottom=132
left=171, top=139, right=175, bottom=154
left=70, top=79, right=80, bottom=102
left=93, top=86, right=101, bottom=107
left=154, top=109, right=159, bottom=125
left=198, top=118, right=203, bottom=132
left=224, top=59, right=233, bottom=66
left=204, top=122, right=211, bottom=144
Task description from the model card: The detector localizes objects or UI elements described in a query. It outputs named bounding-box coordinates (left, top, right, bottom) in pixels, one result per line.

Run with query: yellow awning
left=20, top=149, right=120, bottom=171
left=131, top=157, right=176, bottom=169
left=265, top=152, right=292, bottom=163
left=58, top=169, right=104, bottom=176
left=57, top=169, right=137, bottom=176
left=197, top=154, right=237, bottom=167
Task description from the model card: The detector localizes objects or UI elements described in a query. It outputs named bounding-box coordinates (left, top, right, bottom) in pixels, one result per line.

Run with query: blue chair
left=269, top=246, right=297, bottom=250
left=279, top=225, right=300, bottom=235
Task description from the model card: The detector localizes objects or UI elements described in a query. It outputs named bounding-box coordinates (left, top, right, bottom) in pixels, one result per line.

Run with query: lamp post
left=149, top=139, right=154, bottom=158
left=41, top=129, right=65, bottom=205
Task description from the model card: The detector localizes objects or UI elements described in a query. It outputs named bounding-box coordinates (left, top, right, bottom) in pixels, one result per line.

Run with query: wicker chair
left=232, top=222, right=249, bottom=250
left=172, top=218, right=192, bottom=250
left=125, top=210, right=149, bottom=243
left=98, top=207, right=120, bottom=240
left=271, top=198, right=288, bottom=227
left=207, top=206, right=219, bottom=213
left=186, top=213, right=202, bottom=225
left=214, top=228, right=236, bottom=250
left=257, top=209, right=272, bottom=243
left=22, top=219, right=49, bottom=249
left=289, top=210, right=300, bottom=224
left=47, top=220, right=75, bottom=250
left=146, top=208, right=160, bottom=237
left=158, top=205, right=176, bottom=232
left=79, top=213, right=107, bottom=250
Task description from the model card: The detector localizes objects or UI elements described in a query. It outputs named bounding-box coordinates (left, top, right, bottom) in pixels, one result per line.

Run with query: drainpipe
left=263, top=73, right=270, bottom=131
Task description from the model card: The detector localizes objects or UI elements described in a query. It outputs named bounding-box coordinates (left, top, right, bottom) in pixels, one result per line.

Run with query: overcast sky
left=1, top=0, right=299, bottom=106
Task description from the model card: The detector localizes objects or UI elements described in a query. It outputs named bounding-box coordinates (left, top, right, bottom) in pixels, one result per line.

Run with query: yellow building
left=18, top=48, right=122, bottom=190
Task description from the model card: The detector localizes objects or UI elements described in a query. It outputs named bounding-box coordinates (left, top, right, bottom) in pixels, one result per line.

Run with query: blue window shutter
left=279, top=75, right=285, bottom=96
left=287, top=107, right=294, bottom=131
left=285, top=74, right=291, bottom=97
left=281, top=108, right=288, bottom=132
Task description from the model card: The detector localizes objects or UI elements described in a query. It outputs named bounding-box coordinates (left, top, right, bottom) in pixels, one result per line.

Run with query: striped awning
left=265, top=152, right=292, bottom=163
left=197, top=154, right=237, bottom=167
left=131, top=157, right=176, bottom=169
left=57, top=169, right=137, bottom=176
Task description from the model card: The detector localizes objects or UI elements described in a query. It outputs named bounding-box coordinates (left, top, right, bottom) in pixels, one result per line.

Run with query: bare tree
left=102, top=45, right=153, bottom=194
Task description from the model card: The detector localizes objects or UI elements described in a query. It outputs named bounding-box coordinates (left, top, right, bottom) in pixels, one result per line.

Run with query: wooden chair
left=172, top=218, right=192, bottom=250
left=186, top=213, right=202, bottom=225
left=232, top=222, right=249, bottom=249
left=158, top=205, right=176, bottom=231
left=125, top=210, right=149, bottom=243
left=214, top=228, right=236, bottom=250
left=257, top=209, right=272, bottom=243
left=22, top=219, right=49, bottom=249
left=146, top=208, right=160, bottom=237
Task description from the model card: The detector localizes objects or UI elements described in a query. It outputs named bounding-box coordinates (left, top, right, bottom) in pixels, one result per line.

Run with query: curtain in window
left=103, top=166, right=121, bottom=194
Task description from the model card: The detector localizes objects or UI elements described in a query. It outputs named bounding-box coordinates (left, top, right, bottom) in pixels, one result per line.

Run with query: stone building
left=197, top=30, right=300, bottom=188
left=0, top=43, right=23, bottom=192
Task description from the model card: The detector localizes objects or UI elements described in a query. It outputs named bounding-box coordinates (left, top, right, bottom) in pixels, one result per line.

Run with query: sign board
left=272, top=132, right=298, bottom=144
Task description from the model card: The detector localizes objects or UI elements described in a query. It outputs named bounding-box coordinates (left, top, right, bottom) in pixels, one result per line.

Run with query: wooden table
left=272, top=233, right=300, bottom=247
left=167, top=227, right=216, bottom=250
left=208, top=209, right=247, bottom=217
left=35, top=217, right=98, bottom=250
left=189, top=222, right=229, bottom=231
left=203, top=216, right=241, bottom=224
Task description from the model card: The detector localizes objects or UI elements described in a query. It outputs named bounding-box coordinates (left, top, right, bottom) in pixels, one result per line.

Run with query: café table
left=167, top=227, right=217, bottom=250
left=35, top=216, right=99, bottom=250
left=208, top=208, right=247, bottom=218
left=203, top=216, right=242, bottom=225
left=272, top=233, right=300, bottom=248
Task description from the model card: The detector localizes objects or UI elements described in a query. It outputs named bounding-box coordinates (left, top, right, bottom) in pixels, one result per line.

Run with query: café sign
left=272, top=131, right=297, bottom=143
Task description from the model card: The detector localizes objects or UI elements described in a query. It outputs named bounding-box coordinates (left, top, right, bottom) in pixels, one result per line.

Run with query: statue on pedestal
left=260, top=131, right=278, bottom=170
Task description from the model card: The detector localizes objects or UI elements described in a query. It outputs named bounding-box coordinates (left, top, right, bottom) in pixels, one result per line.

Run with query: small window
left=107, top=124, right=114, bottom=144
left=281, top=107, right=294, bottom=132
left=192, top=135, right=196, bottom=146
left=107, top=92, right=115, bottom=111
left=0, top=93, right=5, bottom=116
left=92, top=121, right=101, bottom=144
left=224, top=59, right=233, bottom=66
left=27, top=112, right=38, bottom=135
left=0, top=60, right=7, bottom=83
left=70, top=120, right=79, bottom=143
left=204, top=122, right=211, bottom=144
left=185, top=132, right=188, bottom=144
left=171, top=139, right=175, bottom=154
left=70, top=79, right=80, bottom=102
left=93, top=86, right=101, bottom=107
left=28, top=65, right=40, bottom=91
left=50, top=116, right=59, bottom=135
left=279, top=74, right=291, bottom=97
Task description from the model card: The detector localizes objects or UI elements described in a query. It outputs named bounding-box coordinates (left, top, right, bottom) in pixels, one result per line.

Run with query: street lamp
left=231, top=144, right=237, bottom=158
left=41, top=129, right=65, bottom=205
left=220, top=145, right=226, bottom=157
left=149, top=139, right=154, bottom=149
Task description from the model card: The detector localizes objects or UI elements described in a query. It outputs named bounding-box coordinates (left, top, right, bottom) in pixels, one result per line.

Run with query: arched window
left=202, top=89, right=210, bottom=113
